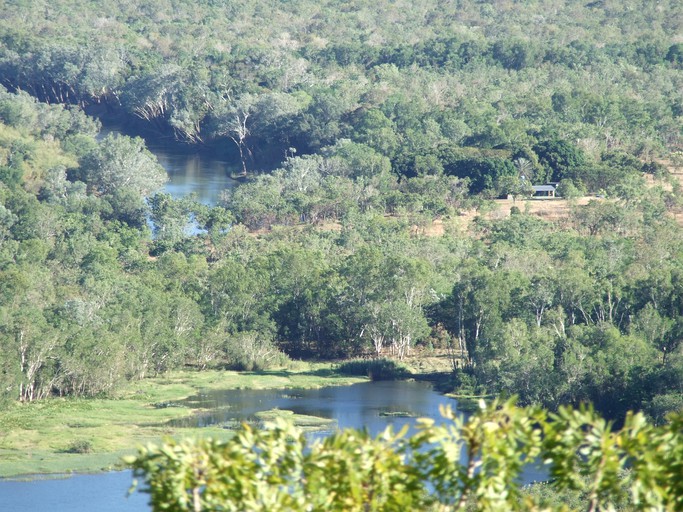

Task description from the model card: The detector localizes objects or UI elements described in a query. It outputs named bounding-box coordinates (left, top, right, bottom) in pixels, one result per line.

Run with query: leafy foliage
left=335, top=359, right=411, bottom=381
left=128, top=400, right=683, bottom=511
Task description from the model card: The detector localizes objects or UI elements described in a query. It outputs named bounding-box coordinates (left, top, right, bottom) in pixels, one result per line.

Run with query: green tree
left=0, top=266, right=58, bottom=401
left=533, top=139, right=586, bottom=182
left=79, top=134, right=167, bottom=197
left=555, top=179, right=584, bottom=199
left=496, top=175, right=533, bottom=202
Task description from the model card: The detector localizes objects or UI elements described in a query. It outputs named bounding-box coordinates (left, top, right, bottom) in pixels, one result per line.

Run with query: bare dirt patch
left=449, top=196, right=594, bottom=233
left=248, top=165, right=683, bottom=239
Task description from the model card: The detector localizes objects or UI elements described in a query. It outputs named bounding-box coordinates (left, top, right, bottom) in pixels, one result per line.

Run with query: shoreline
left=0, top=363, right=369, bottom=479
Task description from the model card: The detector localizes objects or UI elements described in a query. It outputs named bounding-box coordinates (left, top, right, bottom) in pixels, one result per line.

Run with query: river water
left=146, top=138, right=239, bottom=205
left=0, top=381, right=461, bottom=512
left=171, top=380, right=453, bottom=436
left=0, top=471, right=149, bottom=512
left=97, top=122, right=239, bottom=205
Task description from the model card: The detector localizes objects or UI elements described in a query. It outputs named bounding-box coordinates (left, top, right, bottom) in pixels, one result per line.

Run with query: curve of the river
left=98, top=123, right=239, bottom=205
left=0, top=381, right=461, bottom=512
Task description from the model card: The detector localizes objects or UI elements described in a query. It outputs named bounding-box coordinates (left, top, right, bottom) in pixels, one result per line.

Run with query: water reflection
left=146, top=141, right=239, bottom=205
left=172, top=380, right=454, bottom=436
left=97, top=123, right=239, bottom=205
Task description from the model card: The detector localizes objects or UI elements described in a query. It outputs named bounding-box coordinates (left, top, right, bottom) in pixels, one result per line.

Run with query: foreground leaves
left=127, top=399, right=683, bottom=511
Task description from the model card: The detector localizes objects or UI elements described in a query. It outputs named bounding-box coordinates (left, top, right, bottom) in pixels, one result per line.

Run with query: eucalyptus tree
left=0, top=265, right=58, bottom=401
left=121, top=64, right=212, bottom=143
left=78, top=133, right=167, bottom=198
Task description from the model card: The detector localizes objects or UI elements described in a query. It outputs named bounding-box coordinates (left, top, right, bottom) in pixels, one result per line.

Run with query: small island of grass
left=254, top=409, right=336, bottom=431
left=378, top=411, right=416, bottom=418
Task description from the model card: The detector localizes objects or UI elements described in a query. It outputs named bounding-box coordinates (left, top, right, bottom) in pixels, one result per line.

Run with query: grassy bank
left=0, top=363, right=365, bottom=478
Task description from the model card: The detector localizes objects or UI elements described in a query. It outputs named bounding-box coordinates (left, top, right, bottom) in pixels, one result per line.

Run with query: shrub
left=556, top=178, right=584, bottom=199
left=65, top=440, right=93, bottom=454
left=223, top=332, right=290, bottom=371
left=336, top=358, right=411, bottom=380
left=128, top=400, right=683, bottom=512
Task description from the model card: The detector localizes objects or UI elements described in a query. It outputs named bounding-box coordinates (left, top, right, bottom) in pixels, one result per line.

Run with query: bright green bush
left=128, top=400, right=683, bottom=511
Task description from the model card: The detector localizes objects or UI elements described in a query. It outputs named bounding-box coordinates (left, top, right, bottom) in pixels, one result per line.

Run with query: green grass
left=0, top=449, right=134, bottom=478
left=253, top=409, right=336, bottom=431
left=444, top=393, right=495, bottom=413
left=0, top=364, right=365, bottom=478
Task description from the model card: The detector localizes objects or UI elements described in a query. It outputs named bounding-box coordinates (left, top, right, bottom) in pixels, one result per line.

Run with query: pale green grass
left=0, top=365, right=365, bottom=478
left=253, top=408, right=337, bottom=431
left=378, top=411, right=415, bottom=417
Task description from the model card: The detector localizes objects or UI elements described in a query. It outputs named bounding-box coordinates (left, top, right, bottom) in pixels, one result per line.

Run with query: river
left=1, top=129, right=540, bottom=511
left=0, top=381, right=462, bottom=512
left=171, top=380, right=454, bottom=436
left=97, top=122, right=240, bottom=205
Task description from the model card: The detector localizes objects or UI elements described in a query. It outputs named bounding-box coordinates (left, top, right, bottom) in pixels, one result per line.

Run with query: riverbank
left=0, top=363, right=366, bottom=479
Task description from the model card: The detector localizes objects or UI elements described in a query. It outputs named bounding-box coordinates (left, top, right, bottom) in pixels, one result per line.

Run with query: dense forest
left=0, top=0, right=681, bottom=424
left=1, top=0, right=681, bottom=167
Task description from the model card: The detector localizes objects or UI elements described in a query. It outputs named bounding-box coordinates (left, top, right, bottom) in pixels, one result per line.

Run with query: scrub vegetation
left=129, top=400, right=683, bottom=511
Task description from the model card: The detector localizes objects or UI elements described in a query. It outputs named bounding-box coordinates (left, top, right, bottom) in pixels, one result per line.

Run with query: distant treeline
left=0, top=0, right=680, bottom=173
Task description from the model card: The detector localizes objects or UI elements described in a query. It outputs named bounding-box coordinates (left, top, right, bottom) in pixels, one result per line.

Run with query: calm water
left=97, top=123, right=239, bottom=204
left=146, top=139, right=239, bottom=205
left=0, top=470, right=149, bottom=512
left=0, top=381, right=460, bottom=512
left=171, top=380, right=453, bottom=436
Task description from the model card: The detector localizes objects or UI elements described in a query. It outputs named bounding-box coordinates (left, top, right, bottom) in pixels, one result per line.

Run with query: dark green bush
left=65, top=440, right=93, bottom=454
left=336, top=358, right=411, bottom=380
